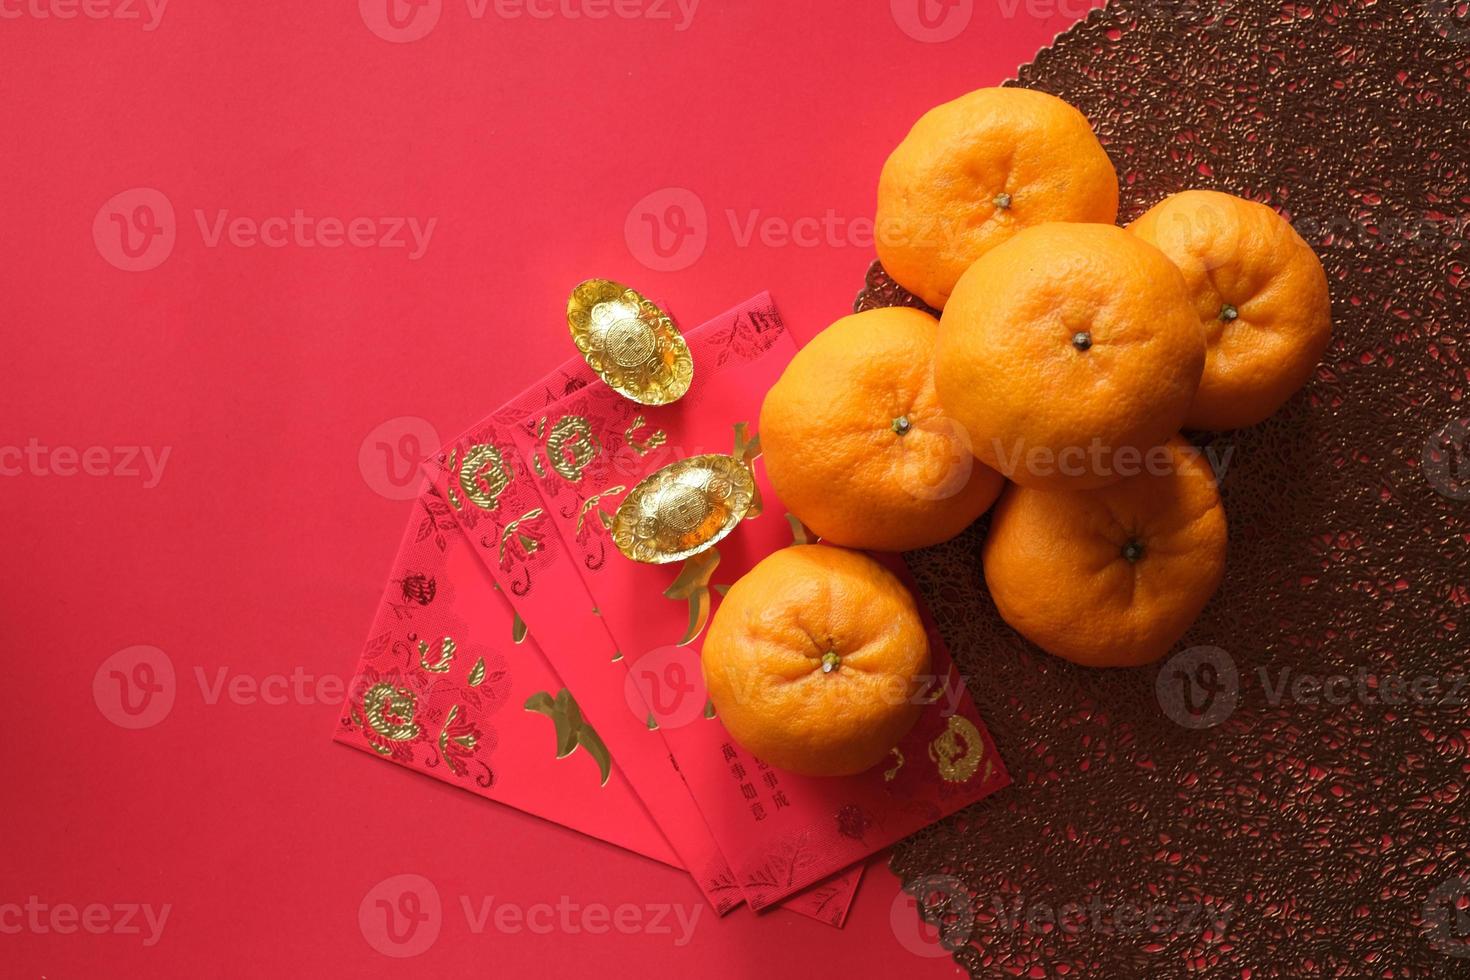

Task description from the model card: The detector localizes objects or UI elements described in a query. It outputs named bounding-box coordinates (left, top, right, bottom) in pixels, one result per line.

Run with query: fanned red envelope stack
left=338, top=292, right=1009, bottom=925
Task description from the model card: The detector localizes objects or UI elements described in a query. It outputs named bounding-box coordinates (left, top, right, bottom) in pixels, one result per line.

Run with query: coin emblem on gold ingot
left=567, top=278, right=693, bottom=405
left=612, top=454, right=755, bottom=564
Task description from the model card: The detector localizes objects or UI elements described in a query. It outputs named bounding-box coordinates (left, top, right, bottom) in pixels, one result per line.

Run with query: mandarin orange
left=701, top=545, right=930, bottom=776
left=936, top=222, right=1205, bottom=490
left=876, top=87, right=1119, bottom=310
left=982, top=437, right=1228, bottom=668
left=760, top=307, right=1004, bottom=550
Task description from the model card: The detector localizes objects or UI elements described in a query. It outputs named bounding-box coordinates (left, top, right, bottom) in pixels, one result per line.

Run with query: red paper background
left=2, top=2, right=1089, bottom=976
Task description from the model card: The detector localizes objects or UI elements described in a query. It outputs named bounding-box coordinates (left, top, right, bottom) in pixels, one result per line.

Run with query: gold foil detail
left=525, top=689, right=612, bottom=787
left=703, top=698, right=717, bottom=719
left=438, top=704, right=478, bottom=760
left=418, top=636, right=456, bottom=673
left=732, top=422, right=763, bottom=519
left=498, top=508, right=545, bottom=564
left=467, top=657, right=486, bottom=687
left=611, top=455, right=755, bottom=564
left=567, top=278, right=693, bottom=405
left=885, top=747, right=905, bottom=782
left=363, top=684, right=421, bottom=742
left=576, top=485, right=627, bottom=533
left=545, top=415, right=599, bottom=482
left=624, top=415, right=669, bottom=456
left=459, top=444, right=512, bottom=511
left=646, top=712, right=659, bottom=730
left=929, top=715, right=984, bottom=783
left=664, top=547, right=722, bottom=645
left=511, top=610, right=528, bottom=645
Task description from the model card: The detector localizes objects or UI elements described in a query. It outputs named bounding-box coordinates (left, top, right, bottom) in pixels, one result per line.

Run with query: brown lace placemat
left=862, top=1, right=1470, bottom=975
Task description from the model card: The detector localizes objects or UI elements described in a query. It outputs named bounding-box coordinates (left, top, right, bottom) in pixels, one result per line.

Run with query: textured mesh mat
left=858, top=1, right=1470, bottom=974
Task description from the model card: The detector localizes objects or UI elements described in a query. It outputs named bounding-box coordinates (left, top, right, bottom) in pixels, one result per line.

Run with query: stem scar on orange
left=981, top=438, right=1228, bottom=668
left=701, top=545, right=930, bottom=777
left=875, top=86, right=1120, bottom=310
left=759, top=307, right=1004, bottom=551
left=935, top=222, right=1206, bottom=491
left=1127, top=189, right=1333, bottom=430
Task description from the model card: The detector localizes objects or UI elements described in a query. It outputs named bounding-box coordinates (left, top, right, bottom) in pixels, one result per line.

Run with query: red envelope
left=334, top=487, right=680, bottom=866
left=411, top=313, right=862, bottom=925
left=508, top=296, right=1011, bottom=909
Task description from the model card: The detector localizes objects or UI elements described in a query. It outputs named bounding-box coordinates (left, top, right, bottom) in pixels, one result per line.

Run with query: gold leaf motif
left=363, top=683, right=421, bottom=741
left=884, top=747, right=905, bottom=782
left=525, top=689, right=613, bottom=787
left=436, top=704, right=480, bottom=776
left=546, top=415, right=600, bottom=482
left=646, top=712, right=659, bottom=731
left=447, top=484, right=464, bottom=511
left=577, top=485, right=627, bottom=533
left=664, top=547, right=722, bottom=646
left=566, top=278, right=693, bottom=406
left=732, top=422, right=764, bottom=519
left=929, top=715, right=984, bottom=783
left=703, top=698, right=717, bottom=719
left=511, top=609, right=529, bottom=644
left=624, top=415, right=669, bottom=456
left=459, top=444, right=512, bottom=511
left=418, top=636, right=456, bottom=673
left=498, top=508, right=545, bottom=564
left=467, top=657, right=486, bottom=687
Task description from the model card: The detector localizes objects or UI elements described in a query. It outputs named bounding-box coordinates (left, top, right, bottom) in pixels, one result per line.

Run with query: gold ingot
left=567, top=279, right=693, bottom=405
left=612, top=454, right=756, bottom=564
